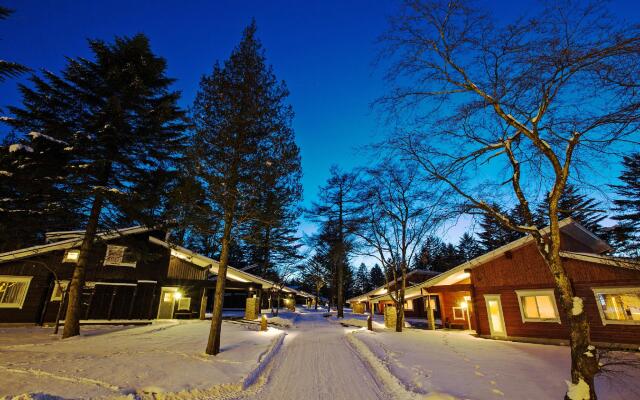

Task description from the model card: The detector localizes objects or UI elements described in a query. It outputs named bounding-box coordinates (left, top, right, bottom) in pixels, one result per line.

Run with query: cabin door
left=157, top=287, right=178, bottom=319
left=484, top=294, right=506, bottom=337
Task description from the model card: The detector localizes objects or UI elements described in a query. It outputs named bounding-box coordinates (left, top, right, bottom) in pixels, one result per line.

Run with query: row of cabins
left=348, top=218, right=640, bottom=348
left=0, top=227, right=313, bottom=325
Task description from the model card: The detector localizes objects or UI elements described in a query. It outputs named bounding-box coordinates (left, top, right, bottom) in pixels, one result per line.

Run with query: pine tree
left=307, top=166, right=362, bottom=318
left=456, top=233, right=482, bottom=262
left=536, top=184, right=607, bottom=236
left=0, top=133, right=79, bottom=251
left=611, top=153, right=640, bottom=258
left=192, top=22, right=294, bottom=354
left=240, top=125, right=303, bottom=280
left=0, top=7, right=29, bottom=82
left=478, top=204, right=524, bottom=251
left=7, top=34, right=186, bottom=338
left=369, top=264, right=385, bottom=288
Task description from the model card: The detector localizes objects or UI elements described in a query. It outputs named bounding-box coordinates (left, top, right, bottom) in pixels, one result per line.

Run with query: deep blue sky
left=1, top=1, right=639, bottom=246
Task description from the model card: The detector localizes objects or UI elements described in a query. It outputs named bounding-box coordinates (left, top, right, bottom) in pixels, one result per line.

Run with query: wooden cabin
left=354, top=219, right=640, bottom=347
left=347, top=269, right=439, bottom=317
left=0, top=227, right=307, bottom=325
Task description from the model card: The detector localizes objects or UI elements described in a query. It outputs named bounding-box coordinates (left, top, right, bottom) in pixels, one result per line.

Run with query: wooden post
left=260, top=314, right=268, bottom=331
left=200, top=287, right=208, bottom=320
left=367, top=314, right=373, bottom=331
left=424, top=289, right=436, bottom=331
left=107, top=286, right=118, bottom=320
left=128, top=286, right=138, bottom=319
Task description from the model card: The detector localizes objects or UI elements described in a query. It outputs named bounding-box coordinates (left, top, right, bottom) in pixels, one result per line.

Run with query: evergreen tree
left=240, top=121, right=303, bottom=280
left=7, top=34, right=186, bottom=338
left=611, top=153, right=640, bottom=258
left=353, top=263, right=369, bottom=295
left=369, top=263, right=385, bottom=288
left=478, top=204, right=524, bottom=251
left=456, top=233, right=483, bottom=262
left=0, top=7, right=29, bottom=82
left=536, top=184, right=607, bottom=236
left=307, top=166, right=362, bottom=318
left=0, top=133, right=79, bottom=251
left=192, top=22, right=294, bottom=354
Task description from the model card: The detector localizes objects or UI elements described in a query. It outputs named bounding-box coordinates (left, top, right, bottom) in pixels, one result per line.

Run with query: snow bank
left=352, top=328, right=640, bottom=400
left=267, top=317, right=293, bottom=328
left=340, top=318, right=369, bottom=328
left=347, top=331, right=457, bottom=400
left=0, top=321, right=282, bottom=399
left=0, top=171, right=12, bottom=176
left=566, top=378, right=590, bottom=400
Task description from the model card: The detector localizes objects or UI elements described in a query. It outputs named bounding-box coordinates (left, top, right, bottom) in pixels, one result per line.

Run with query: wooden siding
left=167, top=256, right=208, bottom=281
left=471, top=240, right=640, bottom=344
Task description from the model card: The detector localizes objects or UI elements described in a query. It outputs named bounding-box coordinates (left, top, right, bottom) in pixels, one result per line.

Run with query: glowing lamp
left=174, top=291, right=183, bottom=300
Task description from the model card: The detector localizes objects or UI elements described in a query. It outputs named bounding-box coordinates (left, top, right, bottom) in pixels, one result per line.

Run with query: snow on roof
left=0, top=226, right=151, bottom=263
left=363, top=218, right=627, bottom=303
left=8, top=143, right=34, bottom=153
left=148, top=237, right=313, bottom=297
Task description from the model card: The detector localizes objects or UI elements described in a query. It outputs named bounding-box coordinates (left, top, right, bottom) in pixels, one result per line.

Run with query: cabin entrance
left=157, top=287, right=178, bottom=319
left=484, top=294, right=506, bottom=337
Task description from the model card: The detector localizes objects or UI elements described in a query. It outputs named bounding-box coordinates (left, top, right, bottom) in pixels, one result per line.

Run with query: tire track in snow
left=0, top=365, right=122, bottom=393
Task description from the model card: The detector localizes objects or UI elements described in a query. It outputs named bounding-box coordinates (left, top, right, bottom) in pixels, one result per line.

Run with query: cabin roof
left=359, top=218, right=628, bottom=304
left=149, top=237, right=313, bottom=297
left=0, top=226, right=151, bottom=264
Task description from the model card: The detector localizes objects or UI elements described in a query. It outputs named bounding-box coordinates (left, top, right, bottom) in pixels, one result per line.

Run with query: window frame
left=0, top=275, right=32, bottom=309
left=50, top=280, right=69, bottom=301
left=452, top=306, right=465, bottom=320
left=178, top=297, right=191, bottom=311
left=103, top=245, right=137, bottom=268
left=592, top=286, right=640, bottom=326
left=515, top=289, right=561, bottom=324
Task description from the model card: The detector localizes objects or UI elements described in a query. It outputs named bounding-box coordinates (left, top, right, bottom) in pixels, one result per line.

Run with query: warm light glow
left=249, top=286, right=254, bottom=291
left=460, top=300, right=468, bottom=309
left=64, top=250, right=80, bottom=262
left=174, top=291, right=183, bottom=300
left=460, top=272, right=471, bottom=279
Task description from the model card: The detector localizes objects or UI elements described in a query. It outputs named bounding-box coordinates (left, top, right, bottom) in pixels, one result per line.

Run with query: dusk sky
left=2, top=0, right=638, bottom=244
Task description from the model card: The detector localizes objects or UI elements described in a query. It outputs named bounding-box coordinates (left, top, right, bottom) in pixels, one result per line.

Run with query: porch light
left=249, top=286, right=254, bottom=292
left=460, top=300, right=468, bottom=309
left=174, top=291, right=183, bottom=300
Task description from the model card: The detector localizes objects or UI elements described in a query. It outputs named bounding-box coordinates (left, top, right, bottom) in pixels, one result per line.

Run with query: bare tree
left=298, top=254, right=326, bottom=311
left=356, top=162, right=447, bottom=332
left=380, top=1, right=640, bottom=397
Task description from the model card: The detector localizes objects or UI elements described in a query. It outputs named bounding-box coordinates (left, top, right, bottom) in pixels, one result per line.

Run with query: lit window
left=104, top=245, right=137, bottom=267
left=404, top=299, right=413, bottom=310
left=50, top=280, right=69, bottom=301
left=452, top=307, right=465, bottom=320
left=516, top=289, right=560, bottom=323
left=593, top=287, right=640, bottom=325
left=0, top=276, right=32, bottom=308
left=63, top=249, right=80, bottom=263
left=178, top=297, right=191, bottom=311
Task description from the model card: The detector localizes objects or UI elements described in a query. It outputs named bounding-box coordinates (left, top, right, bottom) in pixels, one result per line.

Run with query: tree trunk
left=315, top=284, right=320, bottom=311
left=206, top=210, right=234, bottom=355
left=62, top=194, right=103, bottom=339
left=544, top=208, right=599, bottom=399
left=337, top=258, right=344, bottom=318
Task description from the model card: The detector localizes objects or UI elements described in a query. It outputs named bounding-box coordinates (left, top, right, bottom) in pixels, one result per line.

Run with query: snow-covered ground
left=0, top=320, right=284, bottom=399
left=3, top=310, right=639, bottom=400
left=350, top=326, right=640, bottom=400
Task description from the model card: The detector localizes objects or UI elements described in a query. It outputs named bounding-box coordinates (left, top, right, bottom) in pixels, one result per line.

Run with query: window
left=62, top=249, right=80, bottom=263
left=103, top=245, right=136, bottom=267
left=0, top=276, right=32, bottom=308
left=50, top=280, right=69, bottom=301
left=516, top=289, right=560, bottom=323
left=404, top=299, right=413, bottom=310
left=452, top=307, right=465, bottom=320
left=178, top=297, right=191, bottom=311
left=593, top=287, right=640, bottom=325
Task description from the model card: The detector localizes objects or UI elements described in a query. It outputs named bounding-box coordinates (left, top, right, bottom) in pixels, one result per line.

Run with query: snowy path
left=245, top=312, right=390, bottom=400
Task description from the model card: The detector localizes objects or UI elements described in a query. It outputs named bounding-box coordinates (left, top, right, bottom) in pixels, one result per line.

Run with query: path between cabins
left=243, top=311, right=390, bottom=400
